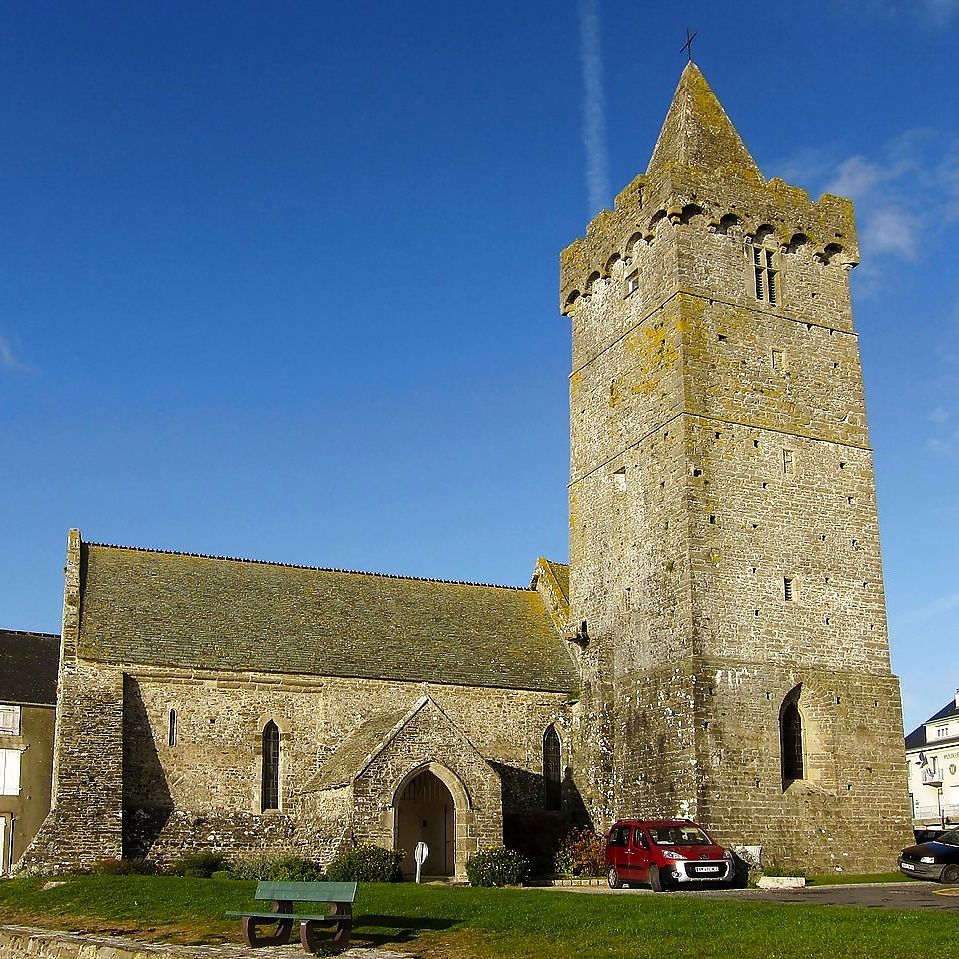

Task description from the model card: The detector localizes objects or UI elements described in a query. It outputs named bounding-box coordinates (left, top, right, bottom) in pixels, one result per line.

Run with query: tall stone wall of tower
left=562, top=63, right=912, bottom=872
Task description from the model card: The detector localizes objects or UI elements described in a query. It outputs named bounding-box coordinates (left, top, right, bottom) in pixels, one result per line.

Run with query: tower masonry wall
left=563, top=65, right=911, bottom=871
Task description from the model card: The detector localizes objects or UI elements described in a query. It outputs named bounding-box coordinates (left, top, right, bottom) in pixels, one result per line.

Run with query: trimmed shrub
left=230, top=855, right=325, bottom=882
left=553, top=827, right=606, bottom=878
left=91, top=857, right=160, bottom=876
left=326, top=844, right=404, bottom=883
left=166, top=849, right=230, bottom=878
left=465, top=846, right=529, bottom=887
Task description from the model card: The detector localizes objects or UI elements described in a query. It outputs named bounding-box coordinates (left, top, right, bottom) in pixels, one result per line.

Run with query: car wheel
left=607, top=865, right=623, bottom=889
left=649, top=864, right=665, bottom=892
left=941, top=864, right=959, bottom=884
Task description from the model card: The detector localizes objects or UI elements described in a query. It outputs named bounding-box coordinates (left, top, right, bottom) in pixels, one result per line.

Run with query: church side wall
left=119, top=669, right=573, bottom=865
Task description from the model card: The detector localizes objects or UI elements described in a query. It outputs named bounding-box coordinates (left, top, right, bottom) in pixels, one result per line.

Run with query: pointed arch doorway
left=394, top=768, right=455, bottom=877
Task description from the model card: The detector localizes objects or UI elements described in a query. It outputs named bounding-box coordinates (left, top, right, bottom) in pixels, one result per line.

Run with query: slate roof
left=905, top=695, right=959, bottom=750
left=77, top=542, right=579, bottom=693
left=304, top=707, right=412, bottom=791
left=302, top=696, right=484, bottom=792
left=0, top=630, right=60, bottom=706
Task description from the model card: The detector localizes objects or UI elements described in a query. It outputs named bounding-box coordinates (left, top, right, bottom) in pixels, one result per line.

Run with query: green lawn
left=0, top=874, right=953, bottom=959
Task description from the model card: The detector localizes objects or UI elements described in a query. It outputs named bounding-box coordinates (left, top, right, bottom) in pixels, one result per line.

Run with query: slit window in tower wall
left=784, top=578, right=793, bottom=602
left=625, top=270, right=639, bottom=296
left=752, top=246, right=778, bottom=304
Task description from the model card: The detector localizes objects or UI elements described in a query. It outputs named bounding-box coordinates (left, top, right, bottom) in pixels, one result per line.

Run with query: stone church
left=22, top=63, right=912, bottom=878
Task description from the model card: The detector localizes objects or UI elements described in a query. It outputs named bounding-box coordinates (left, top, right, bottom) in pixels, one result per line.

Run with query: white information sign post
left=413, top=841, right=429, bottom=884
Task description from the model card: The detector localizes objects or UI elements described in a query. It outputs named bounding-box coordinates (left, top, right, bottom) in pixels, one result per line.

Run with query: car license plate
left=901, top=862, right=915, bottom=870
left=698, top=866, right=720, bottom=873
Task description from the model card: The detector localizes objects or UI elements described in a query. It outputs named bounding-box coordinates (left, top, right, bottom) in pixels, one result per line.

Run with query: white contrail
left=579, top=0, right=610, bottom=216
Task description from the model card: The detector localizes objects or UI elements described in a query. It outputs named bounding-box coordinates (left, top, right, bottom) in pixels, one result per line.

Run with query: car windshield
left=648, top=825, right=712, bottom=846
left=934, top=828, right=959, bottom=846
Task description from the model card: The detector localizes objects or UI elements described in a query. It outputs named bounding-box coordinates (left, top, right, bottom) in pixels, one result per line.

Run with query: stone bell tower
left=561, top=63, right=911, bottom=871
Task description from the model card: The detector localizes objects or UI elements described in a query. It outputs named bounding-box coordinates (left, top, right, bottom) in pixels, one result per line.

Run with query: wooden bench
left=227, top=880, right=358, bottom=952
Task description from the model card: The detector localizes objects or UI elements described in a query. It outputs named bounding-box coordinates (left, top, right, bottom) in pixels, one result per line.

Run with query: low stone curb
left=528, top=877, right=607, bottom=887
left=0, top=926, right=409, bottom=959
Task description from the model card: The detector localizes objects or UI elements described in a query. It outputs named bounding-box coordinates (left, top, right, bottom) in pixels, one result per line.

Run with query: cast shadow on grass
left=352, top=914, right=459, bottom=948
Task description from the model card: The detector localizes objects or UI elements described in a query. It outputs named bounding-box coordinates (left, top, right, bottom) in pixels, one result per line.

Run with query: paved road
left=538, top=880, right=959, bottom=910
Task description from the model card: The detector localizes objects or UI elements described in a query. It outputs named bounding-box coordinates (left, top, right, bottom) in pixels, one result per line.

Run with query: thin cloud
left=802, top=130, right=959, bottom=281
left=861, top=206, right=921, bottom=260
left=844, top=0, right=959, bottom=24
left=578, top=0, right=610, bottom=217
left=921, top=0, right=959, bottom=23
left=892, top=590, right=959, bottom=628
left=925, top=305, right=959, bottom=455
left=827, top=156, right=889, bottom=199
left=0, top=334, right=23, bottom=371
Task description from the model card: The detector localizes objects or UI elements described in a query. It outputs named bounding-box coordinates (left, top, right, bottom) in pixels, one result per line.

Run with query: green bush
left=325, top=844, right=404, bottom=883
left=91, top=857, right=160, bottom=876
left=166, top=849, right=230, bottom=878
left=553, top=827, right=606, bottom=878
left=465, top=846, right=529, bottom=887
left=230, top=855, right=325, bottom=881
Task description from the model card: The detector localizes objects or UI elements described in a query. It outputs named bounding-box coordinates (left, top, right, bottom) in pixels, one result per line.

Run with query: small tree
left=553, top=827, right=606, bottom=878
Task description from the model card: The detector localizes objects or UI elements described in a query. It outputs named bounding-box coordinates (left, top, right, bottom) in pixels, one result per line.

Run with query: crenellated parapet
left=560, top=168, right=859, bottom=314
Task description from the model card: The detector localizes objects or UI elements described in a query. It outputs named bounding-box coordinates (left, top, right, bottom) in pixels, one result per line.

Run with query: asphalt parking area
left=539, top=881, right=959, bottom=910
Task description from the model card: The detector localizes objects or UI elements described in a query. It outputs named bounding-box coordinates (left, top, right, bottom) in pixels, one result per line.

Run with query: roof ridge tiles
left=86, top=540, right=531, bottom=591
left=0, top=628, right=60, bottom=639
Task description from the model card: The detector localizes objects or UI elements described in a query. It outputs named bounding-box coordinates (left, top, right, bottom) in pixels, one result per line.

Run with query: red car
left=605, top=818, right=734, bottom=891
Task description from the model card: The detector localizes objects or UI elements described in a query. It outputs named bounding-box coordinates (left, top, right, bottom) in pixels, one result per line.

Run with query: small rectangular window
left=0, top=748, right=22, bottom=795
left=625, top=270, right=639, bottom=296
left=0, top=706, right=21, bottom=736
left=613, top=466, right=627, bottom=492
left=751, top=245, right=778, bottom=304
left=937, top=726, right=950, bottom=738
left=783, top=449, right=795, bottom=474
left=771, top=348, right=785, bottom=371
left=784, top=577, right=794, bottom=602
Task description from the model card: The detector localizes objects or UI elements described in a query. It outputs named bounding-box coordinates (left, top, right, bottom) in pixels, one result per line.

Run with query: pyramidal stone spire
left=645, top=62, right=763, bottom=181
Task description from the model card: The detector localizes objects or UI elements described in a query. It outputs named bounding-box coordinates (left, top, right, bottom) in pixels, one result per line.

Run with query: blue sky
left=1, top=1, right=956, bottom=733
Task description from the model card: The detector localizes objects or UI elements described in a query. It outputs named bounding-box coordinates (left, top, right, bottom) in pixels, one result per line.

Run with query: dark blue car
left=898, top=827, right=959, bottom=883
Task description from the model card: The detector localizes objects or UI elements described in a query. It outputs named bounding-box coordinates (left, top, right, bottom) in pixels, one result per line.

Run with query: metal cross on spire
left=681, top=27, right=697, bottom=62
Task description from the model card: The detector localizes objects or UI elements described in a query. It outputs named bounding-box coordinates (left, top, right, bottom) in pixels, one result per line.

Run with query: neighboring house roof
left=0, top=630, right=60, bottom=706
left=924, top=698, right=959, bottom=725
left=905, top=695, right=959, bottom=751
left=76, top=542, right=579, bottom=693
